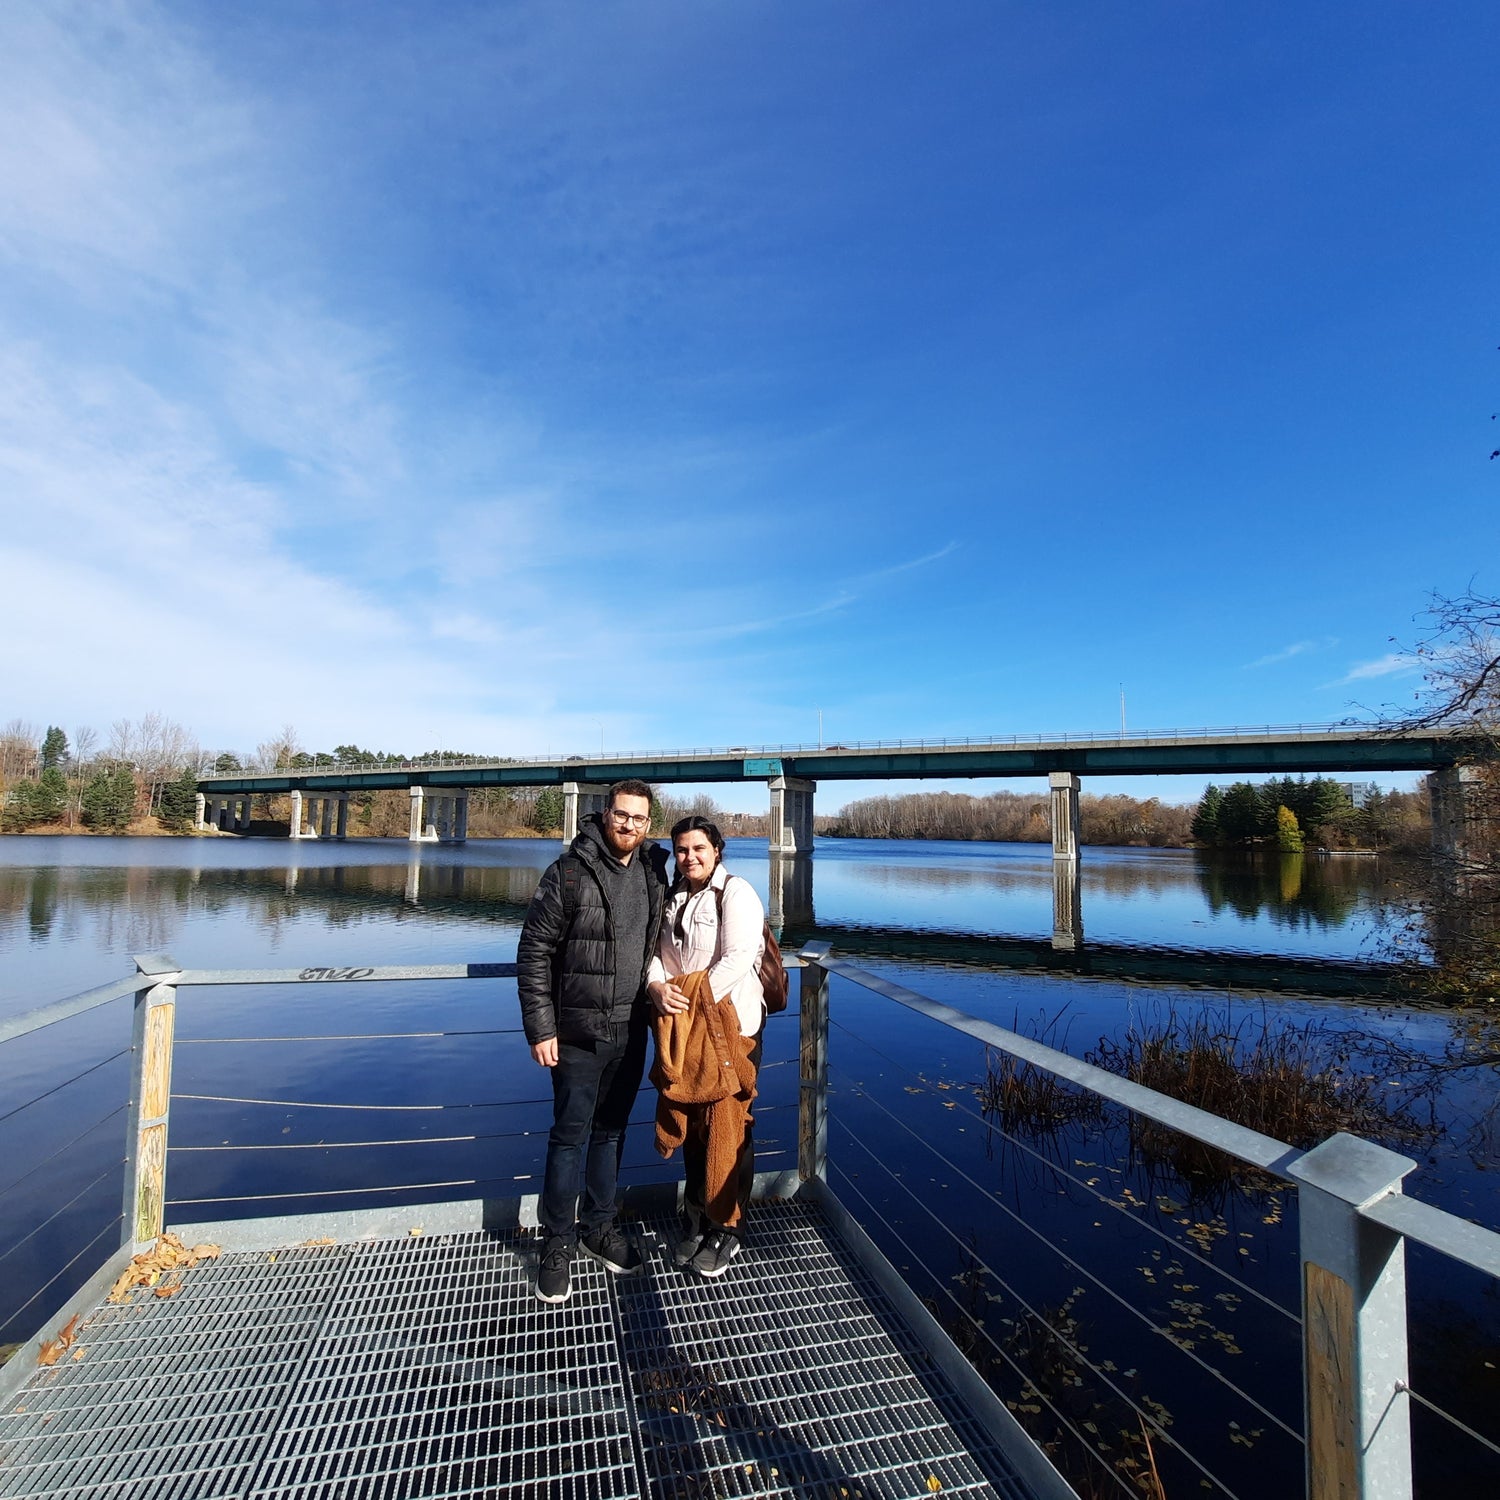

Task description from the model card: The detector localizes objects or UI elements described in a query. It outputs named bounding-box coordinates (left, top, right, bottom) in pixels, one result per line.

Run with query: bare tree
left=106, top=713, right=197, bottom=813
left=255, top=724, right=303, bottom=772
left=71, top=725, right=99, bottom=770
left=0, top=719, right=40, bottom=782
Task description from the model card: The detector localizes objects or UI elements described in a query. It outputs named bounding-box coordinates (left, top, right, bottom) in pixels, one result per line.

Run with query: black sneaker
left=672, top=1230, right=705, bottom=1269
left=581, top=1223, right=642, bottom=1276
left=535, top=1235, right=572, bottom=1304
left=689, top=1230, right=742, bottom=1279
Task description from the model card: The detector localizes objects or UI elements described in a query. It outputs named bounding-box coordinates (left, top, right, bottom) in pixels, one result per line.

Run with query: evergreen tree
left=532, top=786, right=564, bottom=832
left=1301, top=777, right=1351, bottom=841
left=1191, top=784, right=1223, bottom=844
left=40, top=726, right=68, bottom=771
left=214, top=752, right=243, bottom=775
left=1275, top=804, right=1304, bottom=853
left=34, top=767, right=67, bottom=822
left=81, top=765, right=139, bottom=831
left=158, top=766, right=201, bottom=832
left=1217, top=782, right=1262, bottom=843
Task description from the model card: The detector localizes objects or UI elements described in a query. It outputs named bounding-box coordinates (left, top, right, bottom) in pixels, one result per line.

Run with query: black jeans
left=541, top=1020, right=648, bottom=1243
left=683, top=1026, right=763, bottom=1243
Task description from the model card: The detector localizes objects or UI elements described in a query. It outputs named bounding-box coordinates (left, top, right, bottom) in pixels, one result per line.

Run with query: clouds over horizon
left=0, top=2, right=879, bottom=755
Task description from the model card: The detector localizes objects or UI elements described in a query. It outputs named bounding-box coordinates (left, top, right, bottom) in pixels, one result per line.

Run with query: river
left=1, top=834, right=1494, bottom=1496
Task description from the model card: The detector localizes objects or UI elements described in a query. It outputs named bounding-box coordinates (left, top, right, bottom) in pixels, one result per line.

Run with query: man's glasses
left=608, top=810, right=650, bottom=828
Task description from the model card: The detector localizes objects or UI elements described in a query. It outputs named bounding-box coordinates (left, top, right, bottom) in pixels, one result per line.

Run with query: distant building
left=1337, top=781, right=1380, bottom=809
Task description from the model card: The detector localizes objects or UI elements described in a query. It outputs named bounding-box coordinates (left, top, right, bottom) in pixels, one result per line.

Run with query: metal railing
left=3, top=949, right=1498, bottom=1498
left=195, top=719, right=1455, bottom=782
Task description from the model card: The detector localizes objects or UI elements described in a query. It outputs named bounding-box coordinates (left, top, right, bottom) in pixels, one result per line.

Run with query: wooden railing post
left=798, top=944, right=831, bottom=1183
left=123, top=952, right=182, bottom=1253
left=1287, top=1133, right=1416, bottom=1500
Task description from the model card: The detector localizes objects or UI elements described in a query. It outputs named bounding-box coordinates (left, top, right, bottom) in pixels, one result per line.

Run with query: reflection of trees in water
left=0, top=860, right=545, bottom=957
left=840, top=855, right=1201, bottom=899
left=0, top=866, right=191, bottom=955
left=1191, top=852, right=1397, bottom=932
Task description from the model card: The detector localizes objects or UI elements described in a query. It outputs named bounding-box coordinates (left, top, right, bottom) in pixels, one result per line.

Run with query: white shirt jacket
left=648, top=864, right=767, bottom=1038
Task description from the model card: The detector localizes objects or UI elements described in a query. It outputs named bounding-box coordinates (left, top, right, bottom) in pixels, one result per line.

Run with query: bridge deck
left=0, top=1199, right=1037, bottom=1500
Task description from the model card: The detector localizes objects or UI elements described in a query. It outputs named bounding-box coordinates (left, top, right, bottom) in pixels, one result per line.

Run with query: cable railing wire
left=832, top=1116, right=1255, bottom=1500
left=828, top=1013, right=1300, bottom=1325
left=830, top=1142, right=1158, bottom=1500
left=0, top=1104, right=126, bottom=1203
left=0, top=1161, right=123, bottom=1271
left=1400, top=1382, right=1500, bottom=1461
left=177, top=1025, right=524, bottom=1044
left=171, top=1090, right=555, bottom=1111
left=0, top=1048, right=131, bottom=1127
left=831, top=1061, right=1303, bottom=1445
left=1, top=1214, right=124, bottom=1335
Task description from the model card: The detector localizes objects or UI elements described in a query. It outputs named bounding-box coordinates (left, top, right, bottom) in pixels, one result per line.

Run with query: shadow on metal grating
left=0, top=1199, right=1033, bottom=1499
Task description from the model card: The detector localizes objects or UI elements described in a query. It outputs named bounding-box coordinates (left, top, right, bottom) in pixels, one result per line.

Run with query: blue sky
left=1, top=2, right=1496, bottom=812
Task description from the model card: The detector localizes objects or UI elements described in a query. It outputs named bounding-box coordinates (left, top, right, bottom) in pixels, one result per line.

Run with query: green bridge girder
left=197, top=729, right=1469, bottom=796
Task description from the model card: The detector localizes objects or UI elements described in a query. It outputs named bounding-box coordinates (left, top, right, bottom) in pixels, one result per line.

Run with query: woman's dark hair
left=669, top=815, right=725, bottom=855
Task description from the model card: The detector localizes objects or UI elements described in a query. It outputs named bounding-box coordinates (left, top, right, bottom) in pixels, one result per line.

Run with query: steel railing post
left=122, top=952, right=181, bottom=1253
left=1286, top=1133, right=1416, bottom=1500
left=797, top=944, right=832, bottom=1183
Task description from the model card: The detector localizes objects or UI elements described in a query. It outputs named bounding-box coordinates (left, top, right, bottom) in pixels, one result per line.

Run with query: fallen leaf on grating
left=107, top=1234, right=221, bottom=1303
left=300, top=1238, right=336, bottom=1247
left=36, top=1316, right=81, bottom=1366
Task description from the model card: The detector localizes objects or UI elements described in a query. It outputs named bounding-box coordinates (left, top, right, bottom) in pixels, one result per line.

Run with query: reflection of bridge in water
left=234, top=853, right=1405, bottom=1001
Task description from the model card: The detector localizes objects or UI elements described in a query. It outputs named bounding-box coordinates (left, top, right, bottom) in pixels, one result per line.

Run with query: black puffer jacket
left=516, top=815, right=669, bottom=1045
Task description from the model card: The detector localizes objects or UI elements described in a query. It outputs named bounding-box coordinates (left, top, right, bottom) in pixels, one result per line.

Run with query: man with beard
left=517, top=779, right=669, bottom=1303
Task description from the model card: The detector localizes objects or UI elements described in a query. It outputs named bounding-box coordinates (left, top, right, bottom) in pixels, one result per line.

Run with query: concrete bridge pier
left=200, top=794, right=251, bottom=833
left=1049, top=772, right=1081, bottom=861
left=769, top=776, right=816, bottom=855
left=194, top=793, right=206, bottom=831
left=1431, top=764, right=1485, bottom=864
left=561, top=784, right=607, bottom=845
left=408, top=787, right=438, bottom=843
left=289, top=790, right=311, bottom=840
left=408, top=789, right=469, bottom=844
left=1049, top=772, right=1083, bottom=950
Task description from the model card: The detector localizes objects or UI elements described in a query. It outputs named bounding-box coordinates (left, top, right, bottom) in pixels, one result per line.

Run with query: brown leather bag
left=712, top=879, right=789, bottom=1014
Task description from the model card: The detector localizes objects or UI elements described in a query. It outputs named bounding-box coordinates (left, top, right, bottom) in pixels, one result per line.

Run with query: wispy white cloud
left=1244, top=636, right=1338, bottom=669
left=852, top=541, right=959, bottom=586
left=1332, top=653, right=1421, bottom=685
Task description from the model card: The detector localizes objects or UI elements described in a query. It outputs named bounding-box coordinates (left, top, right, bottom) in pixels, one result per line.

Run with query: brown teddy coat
left=650, top=968, right=758, bottom=1228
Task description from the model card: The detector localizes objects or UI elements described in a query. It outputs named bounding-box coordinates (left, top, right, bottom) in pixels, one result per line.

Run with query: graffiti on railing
left=297, top=966, right=376, bottom=982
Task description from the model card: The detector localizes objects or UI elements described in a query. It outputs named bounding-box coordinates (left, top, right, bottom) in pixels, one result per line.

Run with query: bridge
left=195, top=721, right=1471, bottom=857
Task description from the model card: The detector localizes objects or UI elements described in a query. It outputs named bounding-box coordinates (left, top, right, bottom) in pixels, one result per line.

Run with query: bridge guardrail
left=197, top=718, right=1455, bottom=781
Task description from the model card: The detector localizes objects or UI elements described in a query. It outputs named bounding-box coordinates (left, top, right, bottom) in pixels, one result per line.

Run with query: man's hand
left=530, top=1037, right=559, bottom=1067
left=649, top=980, right=690, bottom=1016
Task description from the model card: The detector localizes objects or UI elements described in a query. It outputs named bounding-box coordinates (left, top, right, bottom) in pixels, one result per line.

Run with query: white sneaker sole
left=534, top=1281, right=571, bottom=1304
left=693, top=1245, right=743, bottom=1279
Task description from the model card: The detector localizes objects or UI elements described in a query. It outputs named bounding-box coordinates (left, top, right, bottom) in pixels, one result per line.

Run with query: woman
left=647, top=815, right=768, bottom=1278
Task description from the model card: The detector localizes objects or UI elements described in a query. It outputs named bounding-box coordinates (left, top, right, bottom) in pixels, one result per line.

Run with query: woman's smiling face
left=673, top=828, right=719, bottom=888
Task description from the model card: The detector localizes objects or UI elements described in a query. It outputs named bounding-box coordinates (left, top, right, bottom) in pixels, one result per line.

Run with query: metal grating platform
left=0, top=1199, right=1036, bottom=1500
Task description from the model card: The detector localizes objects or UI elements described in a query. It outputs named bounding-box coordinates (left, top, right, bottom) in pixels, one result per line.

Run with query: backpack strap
left=558, top=854, right=583, bottom=931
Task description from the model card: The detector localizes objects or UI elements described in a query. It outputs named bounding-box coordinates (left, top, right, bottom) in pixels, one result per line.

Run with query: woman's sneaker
left=672, top=1230, right=705, bottom=1269
left=581, top=1223, right=641, bottom=1276
left=536, top=1235, right=572, bottom=1304
left=689, top=1230, right=742, bottom=1279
